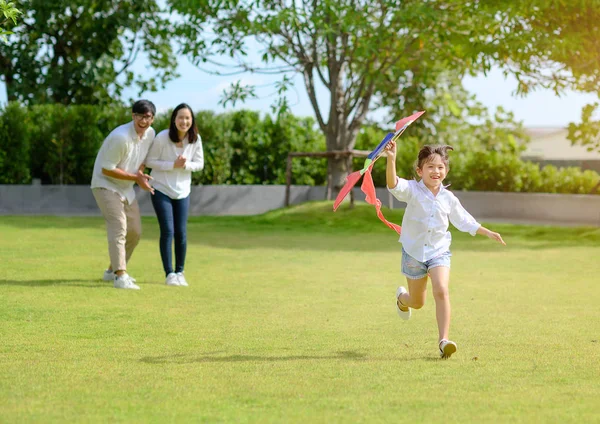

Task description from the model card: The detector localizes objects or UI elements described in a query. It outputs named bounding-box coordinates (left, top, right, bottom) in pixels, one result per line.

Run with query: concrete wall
left=1, top=184, right=599, bottom=226
left=452, top=191, right=600, bottom=226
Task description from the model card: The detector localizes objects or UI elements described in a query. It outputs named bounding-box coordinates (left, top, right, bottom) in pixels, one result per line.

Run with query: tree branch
left=303, top=65, right=326, bottom=132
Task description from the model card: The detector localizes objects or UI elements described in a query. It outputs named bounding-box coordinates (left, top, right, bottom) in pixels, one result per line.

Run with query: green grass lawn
left=1, top=202, right=599, bottom=423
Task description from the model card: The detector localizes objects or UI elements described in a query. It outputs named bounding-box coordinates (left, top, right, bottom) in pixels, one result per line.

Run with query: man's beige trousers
left=92, top=188, right=142, bottom=272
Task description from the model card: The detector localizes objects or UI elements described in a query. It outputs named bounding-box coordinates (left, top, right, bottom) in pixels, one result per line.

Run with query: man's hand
left=136, top=170, right=154, bottom=194
left=174, top=155, right=187, bottom=169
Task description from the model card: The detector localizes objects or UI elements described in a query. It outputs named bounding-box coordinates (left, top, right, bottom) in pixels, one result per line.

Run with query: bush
left=0, top=102, right=598, bottom=195
left=449, top=150, right=600, bottom=194
left=0, top=103, right=31, bottom=184
left=24, top=104, right=130, bottom=184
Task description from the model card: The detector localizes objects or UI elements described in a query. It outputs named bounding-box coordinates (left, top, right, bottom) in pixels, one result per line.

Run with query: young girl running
left=385, top=141, right=506, bottom=358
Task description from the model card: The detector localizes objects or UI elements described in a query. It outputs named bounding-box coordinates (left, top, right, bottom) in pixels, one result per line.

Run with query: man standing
left=91, top=100, right=156, bottom=290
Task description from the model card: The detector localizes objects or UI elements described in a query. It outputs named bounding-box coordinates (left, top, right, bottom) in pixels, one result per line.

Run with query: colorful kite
left=332, top=111, right=426, bottom=234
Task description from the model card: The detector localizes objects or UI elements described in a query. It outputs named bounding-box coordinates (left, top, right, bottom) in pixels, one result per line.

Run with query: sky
left=1, top=53, right=598, bottom=129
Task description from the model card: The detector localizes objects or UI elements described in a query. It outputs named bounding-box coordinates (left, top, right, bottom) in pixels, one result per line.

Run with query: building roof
left=522, top=127, right=600, bottom=161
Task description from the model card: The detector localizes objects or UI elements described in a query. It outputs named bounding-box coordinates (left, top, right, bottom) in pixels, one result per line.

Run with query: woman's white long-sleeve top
left=144, top=129, right=204, bottom=199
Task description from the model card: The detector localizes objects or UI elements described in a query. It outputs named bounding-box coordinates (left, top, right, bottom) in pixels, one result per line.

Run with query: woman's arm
left=145, top=134, right=175, bottom=171
left=184, top=137, right=204, bottom=172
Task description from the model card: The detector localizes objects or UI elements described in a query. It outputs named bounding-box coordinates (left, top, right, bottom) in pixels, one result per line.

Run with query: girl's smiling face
left=416, top=153, right=448, bottom=190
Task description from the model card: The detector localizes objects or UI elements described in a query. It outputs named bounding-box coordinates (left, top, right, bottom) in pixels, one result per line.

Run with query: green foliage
left=0, top=102, right=597, bottom=193
left=153, top=109, right=327, bottom=186
left=349, top=108, right=599, bottom=194
left=25, top=104, right=130, bottom=184
left=0, top=0, right=177, bottom=105
left=170, top=0, right=600, bottom=190
left=481, top=2, right=600, bottom=153
left=567, top=103, right=600, bottom=153
left=0, top=103, right=327, bottom=185
left=449, top=150, right=600, bottom=194
left=0, top=102, right=30, bottom=183
left=191, top=110, right=326, bottom=185
left=0, top=0, right=20, bottom=43
left=171, top=0, right=529, bottom=188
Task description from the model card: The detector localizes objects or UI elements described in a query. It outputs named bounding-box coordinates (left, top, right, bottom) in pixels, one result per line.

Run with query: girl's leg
left=151, top=190, right=175, bottom=277
left=172, top=195, right=190, bottom=274
left=398, top=276, right=428, bottom=310
left=428, top=266, right=451, bottom=342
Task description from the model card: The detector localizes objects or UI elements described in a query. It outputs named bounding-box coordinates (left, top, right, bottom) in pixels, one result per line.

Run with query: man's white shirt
left=388, top=177, right=480, bottom=262
left=91, top=122, right=155, bottom=204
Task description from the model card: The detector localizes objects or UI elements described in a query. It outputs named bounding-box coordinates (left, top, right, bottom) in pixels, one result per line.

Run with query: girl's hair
left=169, top=103, right=198, bottom=144
left=416, top=144, right=454, bottom=170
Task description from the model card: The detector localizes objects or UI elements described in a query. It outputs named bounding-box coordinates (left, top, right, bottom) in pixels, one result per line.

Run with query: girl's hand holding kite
left=332, top=111, right=426, bottom=234
left=384, top=140, right=397, bottom=158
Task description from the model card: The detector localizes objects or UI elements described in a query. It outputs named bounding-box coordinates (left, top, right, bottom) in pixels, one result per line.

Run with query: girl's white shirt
left=388, top=177, right=480, bottom=262
left=144, top=129, right=204, bottom=199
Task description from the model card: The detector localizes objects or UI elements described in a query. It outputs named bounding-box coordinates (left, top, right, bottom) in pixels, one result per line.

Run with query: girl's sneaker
left=439, top=339, right=457, bottom=359
left=165, top=273, right=180, bottom=286
left=395, top=286, right=411, bottom=320
left=176, top=272, right=188, bottom=287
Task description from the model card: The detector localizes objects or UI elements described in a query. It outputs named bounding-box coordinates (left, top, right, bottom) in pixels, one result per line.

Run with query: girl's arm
left=476, top=226, right=506, bottom=245
left=184, top=137, right=204, bottom=172
left=385, top=140, right=398, bottom=189
left=385, top=139, right=413, bottom=202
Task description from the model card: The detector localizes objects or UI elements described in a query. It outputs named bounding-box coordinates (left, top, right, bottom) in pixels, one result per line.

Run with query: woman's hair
left=416, top=144, right=454, bottom=170
left=168, top=103, right=198, bottom=144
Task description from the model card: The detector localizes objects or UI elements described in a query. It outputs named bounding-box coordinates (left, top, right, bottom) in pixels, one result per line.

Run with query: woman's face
left=175, top=108, right=193, bottom=135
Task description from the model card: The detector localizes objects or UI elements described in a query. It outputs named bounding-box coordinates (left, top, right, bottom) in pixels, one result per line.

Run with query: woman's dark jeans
left=151, top=190, right=190, bottom=276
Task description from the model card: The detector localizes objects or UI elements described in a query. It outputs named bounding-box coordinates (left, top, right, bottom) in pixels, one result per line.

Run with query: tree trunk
left=3, top=72, right=17, bottom=102
left=325, top=130, right=358, bottom=200
left=327, top=155, right=350, bottom=200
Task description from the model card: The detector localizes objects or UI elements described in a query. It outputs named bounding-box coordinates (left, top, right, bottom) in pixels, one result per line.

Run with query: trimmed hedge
left=0, top=102, right=598, bottom=194
left=0, top=104, right=327, bottom=186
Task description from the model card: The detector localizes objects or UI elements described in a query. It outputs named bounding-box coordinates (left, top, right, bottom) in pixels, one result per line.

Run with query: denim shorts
left=401, top=248, right=452, bottom=279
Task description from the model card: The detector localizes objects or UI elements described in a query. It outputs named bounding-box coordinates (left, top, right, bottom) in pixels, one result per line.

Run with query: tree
left=0, top=0, right=178, bottom=105
left=0, top=0, right=20, bottom=43
left=171, top=0, right=600, bottom=193
left=478, top=1, right=600, bottom=154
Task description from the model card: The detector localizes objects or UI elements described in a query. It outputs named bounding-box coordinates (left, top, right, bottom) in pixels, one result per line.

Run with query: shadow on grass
left=0, top=279, right=108, bottom=288
left=0, top=215, right=107, bottom=230
left=3, top=202, right=598, bottom=253
left=0, top=279, right=170, bottom=288
left=140, top=351, right=442, bottom=364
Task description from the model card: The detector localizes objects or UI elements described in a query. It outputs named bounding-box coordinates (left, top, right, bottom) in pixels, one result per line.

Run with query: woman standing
left=145, top=103, right=204, bottom=286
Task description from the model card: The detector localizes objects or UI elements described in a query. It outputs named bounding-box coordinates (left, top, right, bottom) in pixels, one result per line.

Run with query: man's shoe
left=439, top=339, right=457, bottom=359
left=114, top=273, right=140, bottom=290
left=104, top=270, right=135, bottom=283
left=176, top=272, right=188, bottom=287
left=395, top=286, right=411, bottom=320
